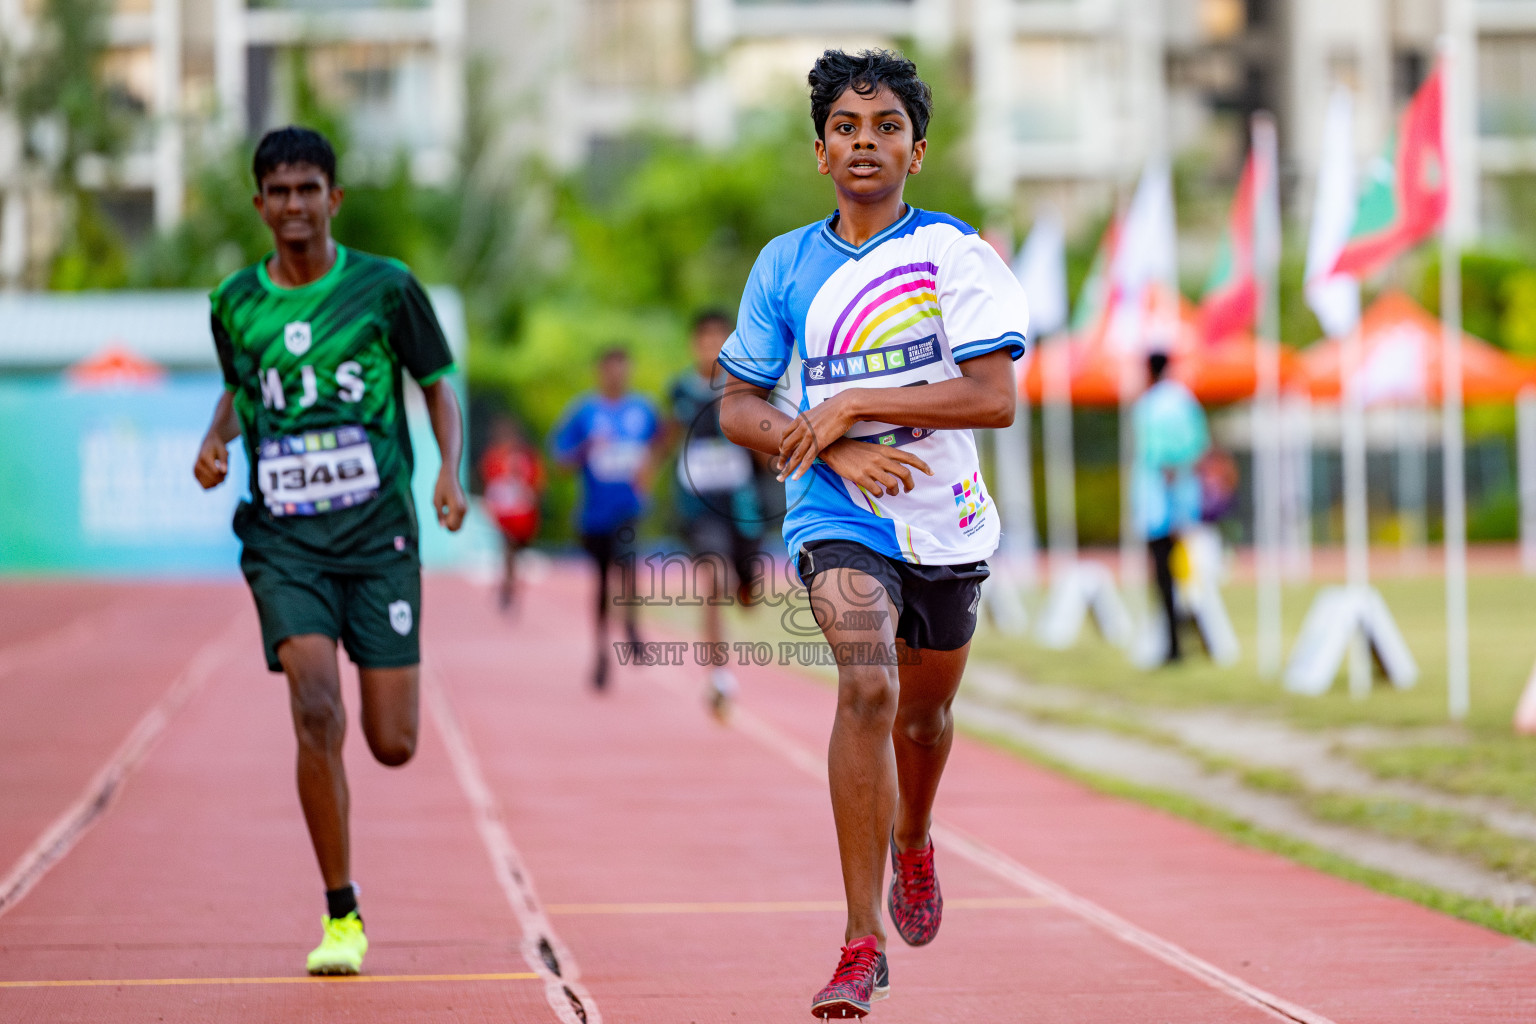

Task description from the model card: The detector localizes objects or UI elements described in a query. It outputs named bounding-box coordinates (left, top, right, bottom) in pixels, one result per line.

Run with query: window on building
left=726, top=36, right=894, bottom=110
left=99, top=45, right=157, bottom=151
left=1393, top=48, right=1428, bottom=103
left=1012, top=39, right=1081, bottom=144
left=581, top=0, right=693, bottom=91
left=1327, top=49, right=1360, bottom=94
left=248, top=44, right=445, bottom=161
left=1480, top=36, right=1536, bottom=137
left=1200, top=0, right=1245, bottom=41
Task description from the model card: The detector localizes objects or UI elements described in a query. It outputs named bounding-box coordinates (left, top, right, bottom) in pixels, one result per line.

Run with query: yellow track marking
left=544, top=896, right=1050, bottom=915
left=0, top=972, right=538, bottom=990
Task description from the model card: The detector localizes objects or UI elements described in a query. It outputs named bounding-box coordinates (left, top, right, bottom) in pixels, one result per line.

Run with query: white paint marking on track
left=0, top=615, right=248, bottom=919
left=423, top=665, right=602, bottom=1024
left=723, top=701, right=1339, bottom=1024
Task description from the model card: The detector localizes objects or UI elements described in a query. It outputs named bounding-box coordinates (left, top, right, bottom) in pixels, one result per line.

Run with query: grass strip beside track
left=963, top=723, right=1536, bottom=943
left=0, top=973, right=540, bottom=989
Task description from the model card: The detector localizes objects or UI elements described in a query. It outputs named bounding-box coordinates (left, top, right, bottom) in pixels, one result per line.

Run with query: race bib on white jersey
left=258, top=425, right=380, bottom=516
left=677, top=439, right=753, bottom=494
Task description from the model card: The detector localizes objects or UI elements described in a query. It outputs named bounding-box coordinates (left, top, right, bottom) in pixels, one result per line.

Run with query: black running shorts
left=241, top=545, right=422, bottom=672
left=796, top=539, right=989, bottom=652
left=683, top=511, right=764, bottom=594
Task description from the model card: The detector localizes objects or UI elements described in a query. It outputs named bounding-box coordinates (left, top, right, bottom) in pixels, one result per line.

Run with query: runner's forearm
left=422, top=380, right=464, bottom=476
left=833, top=351, right=1015, bottom=430
left=719, top=379, right=794, bottom=456
left=208, top=391, right=241, bottom=443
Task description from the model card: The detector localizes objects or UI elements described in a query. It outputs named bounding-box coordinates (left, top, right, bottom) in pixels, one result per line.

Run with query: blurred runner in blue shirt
left=1133, top=350, right=1210, bottom=665
left=552, top=347, right=660, bottom=690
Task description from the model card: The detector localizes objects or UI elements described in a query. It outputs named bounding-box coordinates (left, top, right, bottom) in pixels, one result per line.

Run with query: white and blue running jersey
left=720, top=206, right=1030, bottom=565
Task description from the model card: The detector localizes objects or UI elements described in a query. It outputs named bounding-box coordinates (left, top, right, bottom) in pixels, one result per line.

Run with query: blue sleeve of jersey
left=550, top=399, right=592, bottom=464
left=719, top=244, right=794, bottom=389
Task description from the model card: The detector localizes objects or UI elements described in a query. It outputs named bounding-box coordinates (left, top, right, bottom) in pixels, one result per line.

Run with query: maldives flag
left=1199, top=150, right=1258, bottom=344
left=1331, top=64, right=1447, bottom=279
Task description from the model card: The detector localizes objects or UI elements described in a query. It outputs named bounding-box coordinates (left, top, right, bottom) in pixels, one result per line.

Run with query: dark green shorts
left=241, top=545, right=422, bottom=673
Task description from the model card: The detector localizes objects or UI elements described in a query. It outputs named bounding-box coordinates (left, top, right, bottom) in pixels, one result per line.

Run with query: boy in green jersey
left=192, top=127, right=467, bottom=976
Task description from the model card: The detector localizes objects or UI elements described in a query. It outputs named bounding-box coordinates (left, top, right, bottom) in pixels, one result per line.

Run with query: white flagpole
left=1519, top=387, right=1536, bottom=574
left=1342, top=324, right=1373, bottom=698
left=1301, top=85, right=1370, bottom=695
left=1045, top=337, right=1078, bottom=575
left=1440, top=24, right=1471, bottom=720
left=994, top=370, right=1039, bottom=591
left=1118, top=317, right=1144, bottom=611
left=1016, top=211, right=1078, bottom=579
left=1253, top=113, right=1284, bottom=678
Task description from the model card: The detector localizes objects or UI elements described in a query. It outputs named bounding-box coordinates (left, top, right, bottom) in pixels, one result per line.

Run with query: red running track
left=1, top=571, right=1533, bottom=1023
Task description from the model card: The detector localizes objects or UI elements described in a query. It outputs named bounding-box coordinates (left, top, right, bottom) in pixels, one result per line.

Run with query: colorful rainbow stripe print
left=828, top=262, right=941, bottom=355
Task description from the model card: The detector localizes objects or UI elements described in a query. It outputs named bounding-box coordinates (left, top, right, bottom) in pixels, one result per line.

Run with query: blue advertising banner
left=0, top=288, right=498, bottom=578
left=0, top=374, right=497, bottom=577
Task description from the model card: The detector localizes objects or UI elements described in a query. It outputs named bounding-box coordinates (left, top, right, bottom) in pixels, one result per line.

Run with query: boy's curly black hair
left=807, top=49, right=933, bottom=143
left=253, top=126, right=337, bottom=188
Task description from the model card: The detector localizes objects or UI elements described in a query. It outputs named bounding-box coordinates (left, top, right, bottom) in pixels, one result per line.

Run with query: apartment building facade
left=3, top=0, right=1534, bottom=287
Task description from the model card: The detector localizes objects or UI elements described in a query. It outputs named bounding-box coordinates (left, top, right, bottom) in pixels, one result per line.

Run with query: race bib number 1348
left=258, top=425, right=380, bottom=516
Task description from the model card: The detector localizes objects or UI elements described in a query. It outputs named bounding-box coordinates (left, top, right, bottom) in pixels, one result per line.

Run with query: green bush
left=1419, top=248, right=1536, bottom=351
left=1468, top=486, right=1520, bottom=542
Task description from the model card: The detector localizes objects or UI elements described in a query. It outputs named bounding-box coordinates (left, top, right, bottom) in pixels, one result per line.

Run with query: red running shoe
left=888, top=834, right=942, bottom=946
left=809, top=935, right=889, bottom=1019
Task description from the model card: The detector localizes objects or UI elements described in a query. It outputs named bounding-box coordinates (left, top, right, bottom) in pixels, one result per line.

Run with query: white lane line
left=0, top=615, right=247, bottom=919
left=423, top=665, right=602, bottom=1024
left=724, top=701, right=1338, bottom=1024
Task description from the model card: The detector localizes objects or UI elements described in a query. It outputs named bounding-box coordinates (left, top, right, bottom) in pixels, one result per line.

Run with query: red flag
left=1331, top=65, right=1447, bottom=279
left=1199, top=150, right=1258, bottom=344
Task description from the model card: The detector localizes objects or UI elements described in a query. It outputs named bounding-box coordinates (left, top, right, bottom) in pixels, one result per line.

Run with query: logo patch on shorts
left=388, top=600, right=413, bottom=636
left=284, top=321, right=312, bottom=356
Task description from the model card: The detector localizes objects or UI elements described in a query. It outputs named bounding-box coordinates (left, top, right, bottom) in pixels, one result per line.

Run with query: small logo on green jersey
left=284, top=322, right=312, bottom=356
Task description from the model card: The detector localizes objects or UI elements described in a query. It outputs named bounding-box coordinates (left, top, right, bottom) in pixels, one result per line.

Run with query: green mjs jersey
left=211, top=245, right=454, bottom=566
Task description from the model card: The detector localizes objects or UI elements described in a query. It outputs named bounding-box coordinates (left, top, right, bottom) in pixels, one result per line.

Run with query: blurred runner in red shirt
left=479, top=417, right=545, bottom=610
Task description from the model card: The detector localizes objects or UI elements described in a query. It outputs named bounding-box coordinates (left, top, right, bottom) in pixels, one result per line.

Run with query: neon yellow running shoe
left=306, top=912, right=367, bottom=975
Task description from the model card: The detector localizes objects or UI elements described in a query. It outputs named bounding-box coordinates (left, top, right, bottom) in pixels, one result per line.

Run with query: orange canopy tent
left=64, top=343, right=167, bottom=388
left=1298, top=291, right=1536, bottom=404
left=1019, top=292, right=1302, bottom=407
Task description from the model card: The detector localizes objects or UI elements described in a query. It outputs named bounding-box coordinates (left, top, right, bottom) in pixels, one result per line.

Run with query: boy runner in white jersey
left=718, top=50, right=1029, bottom=1019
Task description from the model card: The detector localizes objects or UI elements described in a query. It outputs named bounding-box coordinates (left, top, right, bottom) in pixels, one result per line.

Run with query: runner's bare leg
left=358, top=665, right=419, bottom=767
left=811, top=567, right=902, bottom=946
left=891, top=643, right=968, bottom=851
left=280, top=634, right=350, bottom=891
